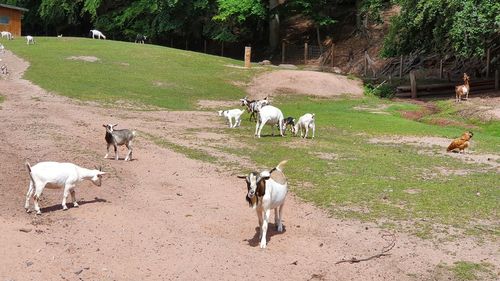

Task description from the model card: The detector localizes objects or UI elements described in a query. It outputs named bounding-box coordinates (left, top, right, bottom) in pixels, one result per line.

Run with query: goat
left=26, top=35, right=35, bottom=45
left=255, top=105, right=284, bottom=138
left=455, top=73, right=470, bottom=102
left=283, top=117, right=296, bottom=135
left=90, top=29, right=106, bottom=39
left=0, top=43, right=4, bottom=53
left=1, top=31, right=13, bottom=40
left=238, top=160, right=288, bottom=249
left=57, top=34, right=63, bottom=38
left=24, top=161, right=106, bottom=215
left=135, top=34, right=147, bottom=44
left=218, top=109, right=245, bottom=128
left=294, top=113, right=315, bottom=139
left=240, top=96, right=270, bottom=122
left=103, top=124, right=136, bottom=161
left=0, top=64, right=8, bottom=75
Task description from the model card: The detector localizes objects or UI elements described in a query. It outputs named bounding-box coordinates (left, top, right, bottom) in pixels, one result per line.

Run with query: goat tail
left=25, top=161, right=35, bottom=186
left=275, top=160, right=288, bottom=172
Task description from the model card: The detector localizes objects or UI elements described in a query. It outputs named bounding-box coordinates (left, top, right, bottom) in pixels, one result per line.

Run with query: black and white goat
left=238, top=160, right=288, bottom=249
left=25, top=161, right=106, bottom=215
left=135, top=34, right=147, bottom=44
left=103, top=124, right=136, bottom=161
left=240, top=96, right=270, bottom=122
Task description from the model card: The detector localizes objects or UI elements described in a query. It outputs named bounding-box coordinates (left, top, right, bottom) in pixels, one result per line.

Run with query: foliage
left=382, top=0, right=500, bottom=58
left=364, top=83, right=395, bottom=98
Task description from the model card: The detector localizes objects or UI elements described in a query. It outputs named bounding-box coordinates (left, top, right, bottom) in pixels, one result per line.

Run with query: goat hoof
left=25, top=209, right=31, bottom=213
left=259, top=243, right=267, bottom=249
left=73, top=203, right=79, bottom=208
left=35, top=211, right=42, bottom=215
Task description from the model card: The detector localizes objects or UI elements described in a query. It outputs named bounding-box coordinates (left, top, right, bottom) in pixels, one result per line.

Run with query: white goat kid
left=26, top=35, right=35, bottom=45
left=90, top=29, right=106, bottom=39
left=25, top=162, right=106, bottom=215
left=294, top=113, right=315, bottom=139
left=238, top=160, right=288, bottom=249
left=1, top=31, right=13, bottom=40
left=218, top=109, right=245, bottom=128
left=255, top=105, right=284, bottom=138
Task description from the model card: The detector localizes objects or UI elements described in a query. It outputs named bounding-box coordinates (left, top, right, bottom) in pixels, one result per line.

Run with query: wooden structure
left=0, top=4, right=28, bottom=37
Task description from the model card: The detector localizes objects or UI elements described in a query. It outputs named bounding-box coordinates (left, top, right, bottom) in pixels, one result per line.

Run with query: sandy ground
left=246, top=70, right=364, bottom=99
left=0, top=51, right=498, bottom=281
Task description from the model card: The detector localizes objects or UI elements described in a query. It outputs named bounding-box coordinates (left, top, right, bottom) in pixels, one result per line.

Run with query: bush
left=364, top=83, right=395, bottom=99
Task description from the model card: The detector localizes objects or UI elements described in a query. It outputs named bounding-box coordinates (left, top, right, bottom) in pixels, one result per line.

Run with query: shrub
left=364, top=83, right=395, bottom=99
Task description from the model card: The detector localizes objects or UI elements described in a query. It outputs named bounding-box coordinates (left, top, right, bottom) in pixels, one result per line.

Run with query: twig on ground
left=335, top=232, right=396, bottom=265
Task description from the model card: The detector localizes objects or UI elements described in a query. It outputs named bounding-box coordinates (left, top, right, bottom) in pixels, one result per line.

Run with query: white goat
left=255, top=105, right=284, bottom=138
left=103, top=124, right=136, bottom=161
left=294, top=113, right=315, bottom=139
left=90, top=29, right=106, bottom=39
left=0, top=43, right=4, bottom=53
left=26, top=35, right=35, bottom=45
left=1, top=31, right=13, bottom=40
left=25, top=162, right=106, bottom=215
left=218, top=109, right=245, bottom=128
left=238, top=160, right=288, bottom=249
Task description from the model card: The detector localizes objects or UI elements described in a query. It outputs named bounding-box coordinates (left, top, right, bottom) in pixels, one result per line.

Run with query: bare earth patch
left=246, top=70, right=364, bottom=99
left=66, top=56, right=100, bottom=62
left=0, top=50, right=498, bottom=280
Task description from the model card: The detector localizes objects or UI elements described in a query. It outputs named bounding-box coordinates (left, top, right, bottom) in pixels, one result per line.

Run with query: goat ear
left=237, top=175, right=247, bottom=179
left=102, top=124, right=107, bottom=128
left=113, top=123, right=118, bottom=127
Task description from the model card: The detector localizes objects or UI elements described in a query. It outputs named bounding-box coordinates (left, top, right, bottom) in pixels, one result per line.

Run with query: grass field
left=2, top=37, right=261, bottom=110
left=5, top=37, right=499, bottom=239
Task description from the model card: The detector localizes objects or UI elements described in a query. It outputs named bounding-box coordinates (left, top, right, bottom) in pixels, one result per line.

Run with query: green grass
left=228, top=96, right=499, bottom=237
left=449, top=261, right=496, bottom=281
left=3, top=37, right=262, bottom=110
left=5, top=38, right=499, bottom=239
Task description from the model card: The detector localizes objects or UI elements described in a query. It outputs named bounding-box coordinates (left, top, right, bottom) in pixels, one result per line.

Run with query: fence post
left=495, top=70, right=499, bottom=90
left=185, top=39, right=188, bottom=50
left=486, top=47, right=491, bottom=78
left=281, top=41, right=285, bottom=64
left=331, top=44, right=334, bottom=67
left=410, top=70, right=417, bottom=99
left=170, top=38, right=173, bottom=48
left=221, top=42, right=224, bottom=57
left=439, top=59, right=443, bottom=79
left=304, top=43, right=308, bottom=64
left=204, top=40, right=207, bottom=53
left=244, top=47, right=251, bottom=68
left=399, top=55, right=403, bottom=78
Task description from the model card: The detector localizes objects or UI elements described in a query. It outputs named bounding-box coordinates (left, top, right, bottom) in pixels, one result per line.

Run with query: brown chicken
left=447, top=131, right=473, bottom=153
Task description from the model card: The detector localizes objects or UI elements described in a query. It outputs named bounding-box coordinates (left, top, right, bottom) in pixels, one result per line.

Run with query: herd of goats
left=2, top=30, right=476, bottom=248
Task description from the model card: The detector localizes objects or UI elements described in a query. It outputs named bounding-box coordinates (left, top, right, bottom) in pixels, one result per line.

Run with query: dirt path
left=0, top=51, right=497, bottom=280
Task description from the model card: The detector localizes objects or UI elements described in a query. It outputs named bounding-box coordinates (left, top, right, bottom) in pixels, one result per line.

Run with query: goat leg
left=114, top=144, right=119, bottom=160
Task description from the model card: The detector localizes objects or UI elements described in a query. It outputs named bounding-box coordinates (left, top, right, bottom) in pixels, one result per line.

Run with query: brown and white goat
left=455, top=73, right=470, bottom=102
left=238, top=160, right=288, bottom=248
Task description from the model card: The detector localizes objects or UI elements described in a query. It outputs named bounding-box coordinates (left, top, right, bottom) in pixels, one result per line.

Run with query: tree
left=382, top=0, right=500, bottom=58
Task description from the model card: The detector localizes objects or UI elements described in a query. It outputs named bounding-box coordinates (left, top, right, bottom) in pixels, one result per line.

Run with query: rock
left=26, top=261, right=33, bottom=267
left=259, top=60, right=271, bottom=65
left=333, top=67, right=342, bottom=74
left=74, top=269, right=83, bottom=275
left=278, top=64, right=298, bottom=70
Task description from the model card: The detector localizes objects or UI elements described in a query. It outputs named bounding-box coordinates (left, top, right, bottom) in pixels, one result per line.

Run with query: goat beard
left=246, top=195, right=257, bottom=208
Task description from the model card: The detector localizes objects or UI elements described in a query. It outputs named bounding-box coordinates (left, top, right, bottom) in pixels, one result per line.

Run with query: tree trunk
left=316, top=25, right=323, bottom=54
left=269, top=0, right=280, bottom=51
